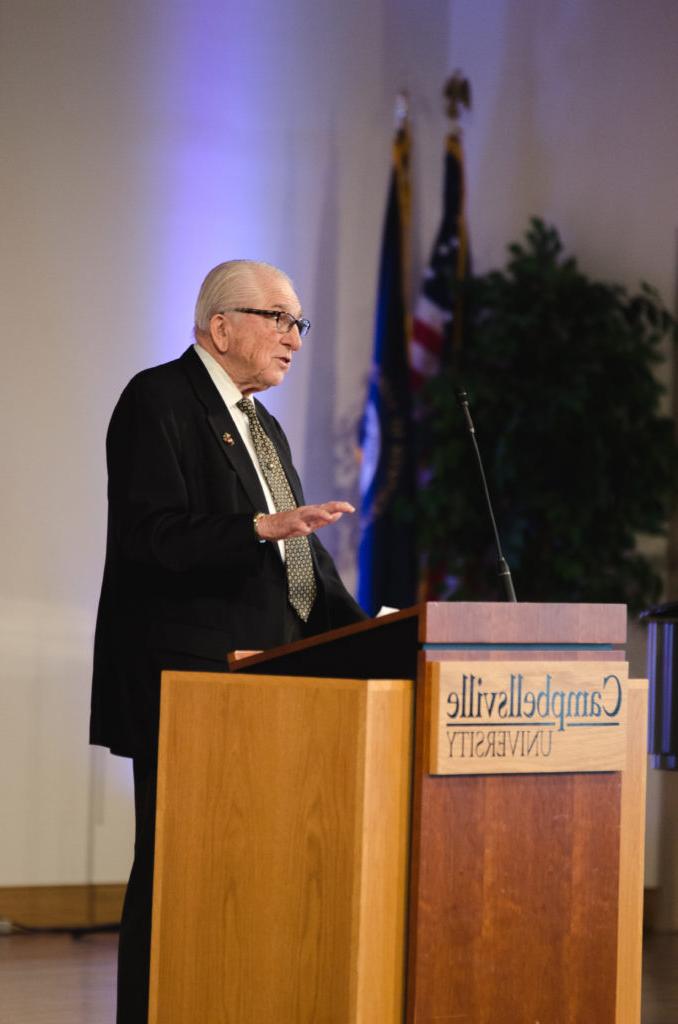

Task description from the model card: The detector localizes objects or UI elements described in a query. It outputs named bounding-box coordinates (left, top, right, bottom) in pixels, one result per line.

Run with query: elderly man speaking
left=90, top=260, right=366, bottom=1023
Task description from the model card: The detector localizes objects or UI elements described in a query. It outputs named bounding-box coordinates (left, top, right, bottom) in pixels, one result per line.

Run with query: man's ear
left=209, top=313, right=229, bottom=354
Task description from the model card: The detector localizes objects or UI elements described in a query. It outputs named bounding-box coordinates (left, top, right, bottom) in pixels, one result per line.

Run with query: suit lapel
left=206, top=408, right=271, bottom=511
left=179, top=347, right=270, bottom=513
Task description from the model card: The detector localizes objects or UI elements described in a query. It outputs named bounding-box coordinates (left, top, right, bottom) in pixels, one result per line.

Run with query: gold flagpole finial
left=394, top=91, right=409, bottom=133
left=443, top=71, right=471, bottom=130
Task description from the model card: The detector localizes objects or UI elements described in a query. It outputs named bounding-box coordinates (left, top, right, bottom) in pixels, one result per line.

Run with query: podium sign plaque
left=429, top=659, right=628, bottom=775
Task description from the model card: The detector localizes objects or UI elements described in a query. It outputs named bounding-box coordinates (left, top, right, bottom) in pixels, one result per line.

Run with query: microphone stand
left=455, top=388, right=517, bottom=602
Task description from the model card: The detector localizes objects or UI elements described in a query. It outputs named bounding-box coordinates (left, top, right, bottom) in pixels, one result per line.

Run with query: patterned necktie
left=237, top=397, right=317, bottom=622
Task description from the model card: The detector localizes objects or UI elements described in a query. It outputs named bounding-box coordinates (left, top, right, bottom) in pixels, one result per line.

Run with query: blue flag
left=357, top=123, right=417, bottom=615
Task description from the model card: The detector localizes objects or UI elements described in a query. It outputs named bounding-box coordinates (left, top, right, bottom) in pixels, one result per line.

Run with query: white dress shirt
left=193, top=343, right=285, bottom=559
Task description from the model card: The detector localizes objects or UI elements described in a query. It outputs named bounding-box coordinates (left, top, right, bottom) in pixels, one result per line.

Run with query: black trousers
left=116, top=606, right=309, bottom=1023
left=116, top=754, right=157, bottom=1024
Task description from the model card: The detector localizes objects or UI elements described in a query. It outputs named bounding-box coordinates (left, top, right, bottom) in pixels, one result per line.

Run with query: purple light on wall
left=139, top=0, right=314, bottom=369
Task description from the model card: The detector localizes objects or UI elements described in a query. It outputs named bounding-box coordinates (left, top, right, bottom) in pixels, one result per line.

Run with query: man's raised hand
left=255, top=502, right=355, bottom=541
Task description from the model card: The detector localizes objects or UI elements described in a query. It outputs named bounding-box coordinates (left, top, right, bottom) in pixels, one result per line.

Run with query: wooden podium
left=148, top=602, right=647, bottom=1024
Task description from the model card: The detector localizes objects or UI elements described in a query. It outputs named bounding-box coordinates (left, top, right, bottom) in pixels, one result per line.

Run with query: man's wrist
left=253, top=511, right=267, bottom=542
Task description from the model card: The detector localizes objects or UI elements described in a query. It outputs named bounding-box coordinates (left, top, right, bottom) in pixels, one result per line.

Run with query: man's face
left=219, top=271, right=304, bottom=394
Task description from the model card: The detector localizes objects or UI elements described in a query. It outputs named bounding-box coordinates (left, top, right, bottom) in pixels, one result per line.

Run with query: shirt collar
left=193, top=343, right=243, bottom=410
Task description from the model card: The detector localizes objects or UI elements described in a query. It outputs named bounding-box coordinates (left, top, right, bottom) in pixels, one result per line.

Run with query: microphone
left=455, top=387, right=517, bottom=602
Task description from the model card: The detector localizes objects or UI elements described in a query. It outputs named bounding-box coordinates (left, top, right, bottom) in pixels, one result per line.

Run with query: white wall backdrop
left=449, top=0, right=678, bottom=301
left=2, top=0, right=678, bottom=894
left=0, top=0, right=450, bottom=886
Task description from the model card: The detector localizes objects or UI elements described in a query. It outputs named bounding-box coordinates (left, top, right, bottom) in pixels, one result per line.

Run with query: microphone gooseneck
left=454, top=388, right=517, bottom=602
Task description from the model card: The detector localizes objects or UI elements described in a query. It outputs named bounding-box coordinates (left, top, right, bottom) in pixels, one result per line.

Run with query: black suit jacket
left=90, top=347, right=365, bottom=757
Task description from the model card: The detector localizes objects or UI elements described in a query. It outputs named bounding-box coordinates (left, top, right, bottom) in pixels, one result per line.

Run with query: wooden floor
left=641, top=932, right=678, bottom=1024
left=0, top=930, right=676, bottom=1023
left=0, top=931, right=117, bottom=1024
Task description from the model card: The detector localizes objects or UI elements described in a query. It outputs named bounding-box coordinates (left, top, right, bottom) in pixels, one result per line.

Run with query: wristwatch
left=253, top=511, right=267, bottom=542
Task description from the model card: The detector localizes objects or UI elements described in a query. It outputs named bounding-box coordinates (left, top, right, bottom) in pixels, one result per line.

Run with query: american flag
left=409, top=133, right=470, bottom=392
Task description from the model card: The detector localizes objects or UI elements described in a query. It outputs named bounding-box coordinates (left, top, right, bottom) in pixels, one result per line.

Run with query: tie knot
left=237, top=396, right=256, bottom=420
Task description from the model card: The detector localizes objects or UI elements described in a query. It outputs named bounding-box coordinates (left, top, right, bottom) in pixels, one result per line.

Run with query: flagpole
left=394, top=92, right=412, bottom=349
left=443, top=73, right=471, bottom=359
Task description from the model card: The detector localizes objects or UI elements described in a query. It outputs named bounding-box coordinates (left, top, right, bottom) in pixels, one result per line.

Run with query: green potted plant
left=417, top=218, right=678, bottom=609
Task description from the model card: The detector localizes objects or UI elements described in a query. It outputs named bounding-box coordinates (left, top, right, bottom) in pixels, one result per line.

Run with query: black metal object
left=640, top=602, right=678, bottom=770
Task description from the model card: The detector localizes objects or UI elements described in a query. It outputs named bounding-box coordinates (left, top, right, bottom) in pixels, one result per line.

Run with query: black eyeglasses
left=222, top=307, right=311, bottom=337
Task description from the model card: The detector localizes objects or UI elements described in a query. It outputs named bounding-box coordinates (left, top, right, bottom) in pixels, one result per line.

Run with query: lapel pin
left=222, top=432, right=235, bottom=446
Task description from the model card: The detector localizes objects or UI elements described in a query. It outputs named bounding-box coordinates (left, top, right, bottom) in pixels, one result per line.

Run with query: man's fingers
left=307, top=510, right=336, bottom=524
left=303, top=508, right=347, bottom=528
left=319, top=501, right=355, bottom=514
left=286, top=512, right=342, bottom=537
left=260, top=502, right=355, bottom=540
left=296, top=502, right=355, bottom=533
left=300, top=501, right=355, bottom=519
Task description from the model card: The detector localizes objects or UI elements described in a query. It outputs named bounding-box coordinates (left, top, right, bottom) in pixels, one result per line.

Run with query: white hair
left=193, top=260, right=294, bottom=334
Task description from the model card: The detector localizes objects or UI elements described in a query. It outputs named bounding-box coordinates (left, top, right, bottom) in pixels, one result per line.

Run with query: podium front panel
left=149, top=672, right=413, bottom=1024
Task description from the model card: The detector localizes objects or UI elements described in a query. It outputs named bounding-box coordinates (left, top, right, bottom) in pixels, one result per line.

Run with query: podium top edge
left=228, top=605, right=419, bottom=670
left=420, top=602, right=627, bottom=645
left=229, top=603, right=627, bottom=672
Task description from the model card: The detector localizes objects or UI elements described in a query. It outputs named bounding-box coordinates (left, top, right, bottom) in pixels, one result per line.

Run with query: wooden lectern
left=148, top=602, right=647, bottom=1024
